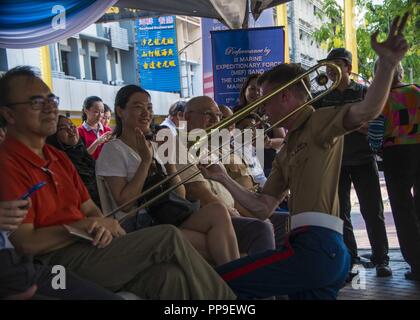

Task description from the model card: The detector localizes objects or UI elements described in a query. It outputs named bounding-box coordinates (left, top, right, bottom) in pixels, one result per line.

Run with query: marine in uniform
left=199, top=14, right=409, bottom=299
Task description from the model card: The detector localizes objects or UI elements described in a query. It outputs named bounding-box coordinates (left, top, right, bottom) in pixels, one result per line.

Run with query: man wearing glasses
left=176, top=96, right=276, bottom=256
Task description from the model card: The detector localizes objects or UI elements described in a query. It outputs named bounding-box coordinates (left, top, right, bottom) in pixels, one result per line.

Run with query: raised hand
left=135, top=127, right=153, bottom=163
left=371, top=13, right=409, bottom=67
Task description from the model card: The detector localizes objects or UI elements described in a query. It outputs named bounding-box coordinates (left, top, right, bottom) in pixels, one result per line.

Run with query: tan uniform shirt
left=262, top=104, right=354, bottom=217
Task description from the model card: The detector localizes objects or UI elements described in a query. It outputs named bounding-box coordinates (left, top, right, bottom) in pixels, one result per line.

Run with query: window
left=60, top=51, right=69, bottom=75
left=114, top=50, right=118, bottom=64
left=90, top=57, right=97, bottom=80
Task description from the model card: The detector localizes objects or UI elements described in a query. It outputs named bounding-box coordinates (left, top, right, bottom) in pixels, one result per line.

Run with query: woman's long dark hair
left=113, top=85, right=151, bottom=138
left=82, top=96, right=103, bottom=122
left=238, top=74, right=259, bottom=107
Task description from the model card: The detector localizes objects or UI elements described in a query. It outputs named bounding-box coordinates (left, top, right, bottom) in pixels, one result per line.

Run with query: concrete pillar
left=120, top=47, right=136, bottom=85
left=96, top=43, right=109, bottom=84
left=67, top=38, right=81, bottom=78
left=82, top=40, right=92, bottom=80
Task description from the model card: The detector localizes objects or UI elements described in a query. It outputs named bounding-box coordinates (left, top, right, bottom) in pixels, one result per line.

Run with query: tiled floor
left=338, top=176, right=420, bottom=299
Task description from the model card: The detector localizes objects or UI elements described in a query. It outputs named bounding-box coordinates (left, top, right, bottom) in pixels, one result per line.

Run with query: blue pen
left=20, top=181, right=47, bottom=200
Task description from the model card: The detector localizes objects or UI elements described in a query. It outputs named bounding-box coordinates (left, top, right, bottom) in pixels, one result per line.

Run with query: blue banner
left=136, top=16, right=180, bottom=92
left=211, top=27, right=284, bottom=107
left=202, top=9, right=275, bottom=99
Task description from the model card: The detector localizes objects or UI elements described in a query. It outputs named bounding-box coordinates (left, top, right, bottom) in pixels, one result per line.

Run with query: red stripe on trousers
left=222, top=246, right=294, bottom=282
left=221, top=226, right=309, bottom=282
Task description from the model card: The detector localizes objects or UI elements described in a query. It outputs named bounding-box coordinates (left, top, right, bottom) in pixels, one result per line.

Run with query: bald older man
left=176, top=96, right=276, bottom=256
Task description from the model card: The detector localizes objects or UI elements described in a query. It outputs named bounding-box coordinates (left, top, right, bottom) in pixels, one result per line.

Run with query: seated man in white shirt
left=160, top=100, right=186, bottom=136
left=176, top=96, right=276, bottom=256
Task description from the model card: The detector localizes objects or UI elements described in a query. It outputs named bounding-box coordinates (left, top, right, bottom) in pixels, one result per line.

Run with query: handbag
left=138, top=158, right=200, bottom=226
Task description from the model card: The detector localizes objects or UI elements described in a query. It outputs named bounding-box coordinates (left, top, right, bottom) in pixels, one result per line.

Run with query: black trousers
left=338, top=161, right=389, bottom=265
left=383, top=144, right=420, bottom=272
left=0, top=249, right=121, bottom=299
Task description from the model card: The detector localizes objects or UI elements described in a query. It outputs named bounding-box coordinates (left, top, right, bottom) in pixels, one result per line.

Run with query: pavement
left=338, top=249, right=420, bottom=300
left=337, top=175, right=420, bottom=300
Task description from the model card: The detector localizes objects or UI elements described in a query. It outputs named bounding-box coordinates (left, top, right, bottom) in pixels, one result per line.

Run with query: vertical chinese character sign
left=136, top=16, right=180, bottom=92
left=211, top=27, right=284, bottom=107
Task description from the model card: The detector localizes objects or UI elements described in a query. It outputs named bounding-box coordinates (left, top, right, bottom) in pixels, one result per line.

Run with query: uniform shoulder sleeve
left=311, top=104, right=353, bottom=146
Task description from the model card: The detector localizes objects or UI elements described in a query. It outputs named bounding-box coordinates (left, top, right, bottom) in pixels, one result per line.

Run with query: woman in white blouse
left=96, top=85, right=240, bottom=266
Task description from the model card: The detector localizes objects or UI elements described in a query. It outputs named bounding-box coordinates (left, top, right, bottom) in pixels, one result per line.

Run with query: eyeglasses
left=6, top=95, right=60, bottom=111
left=57, top=123, right=77, bottom=132
left=190, top=110, right=223, bottom=120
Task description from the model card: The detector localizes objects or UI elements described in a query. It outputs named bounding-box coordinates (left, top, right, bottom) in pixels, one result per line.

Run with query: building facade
left=0, top=19, right=186, bottom=119
left=0, top=4, right=331, bottom=118
left=282, top=0, right=328, bottom=68
left=176, top=16, right=203, bottom=98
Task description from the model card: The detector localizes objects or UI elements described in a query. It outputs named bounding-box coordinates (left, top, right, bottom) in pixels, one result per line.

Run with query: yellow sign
left=142, top=60, right=177, bottom=70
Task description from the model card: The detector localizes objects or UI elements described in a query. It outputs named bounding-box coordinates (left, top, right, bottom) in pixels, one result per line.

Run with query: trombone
left=105, top=61, right=342, bottom=222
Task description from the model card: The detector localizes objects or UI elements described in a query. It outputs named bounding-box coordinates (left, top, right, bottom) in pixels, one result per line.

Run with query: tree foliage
left=313, top=0, right=419, bottom=83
